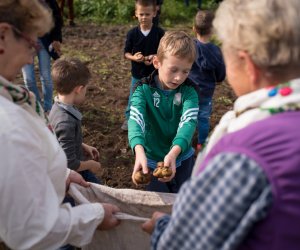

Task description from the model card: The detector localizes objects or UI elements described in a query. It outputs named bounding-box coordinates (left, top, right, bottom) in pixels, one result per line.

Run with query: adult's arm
left=0, top=120, right=103, bottom=249
left=151, top=153, right=272, bottom=250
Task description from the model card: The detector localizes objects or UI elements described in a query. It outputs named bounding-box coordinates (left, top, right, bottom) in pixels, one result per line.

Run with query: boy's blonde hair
left=157, top=31, right=197, bottom=63
left=0, top=0, right=52, bottom=36
left=51, top=58, right=91, bottom=95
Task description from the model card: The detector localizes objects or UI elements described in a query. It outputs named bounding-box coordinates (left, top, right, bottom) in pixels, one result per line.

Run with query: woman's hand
left=142, top=211, right=166, bottom=234
left=66, top=170, right=90, bottom=188
left=97, top=203, right=121, bottom=230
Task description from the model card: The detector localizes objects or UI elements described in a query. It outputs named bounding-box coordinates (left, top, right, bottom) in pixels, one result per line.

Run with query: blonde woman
left=143, top=0, right=300, bottom=249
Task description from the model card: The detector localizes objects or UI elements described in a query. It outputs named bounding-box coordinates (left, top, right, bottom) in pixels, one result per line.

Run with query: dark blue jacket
left=189, top=39, right=226, bottom=97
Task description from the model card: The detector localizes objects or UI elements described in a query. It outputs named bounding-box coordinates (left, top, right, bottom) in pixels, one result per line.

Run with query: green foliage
left=74, top=0, right=135, bottom=23
left=74, top=0, right=221, bottom=25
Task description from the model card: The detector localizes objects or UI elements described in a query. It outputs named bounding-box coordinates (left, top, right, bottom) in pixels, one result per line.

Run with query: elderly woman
left=0, top=1, right=119, bottom=249
left=143, top=0, right=300, bottom=249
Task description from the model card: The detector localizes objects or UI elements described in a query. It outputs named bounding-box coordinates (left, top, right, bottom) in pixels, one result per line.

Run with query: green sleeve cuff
left=172, top=138, right=188, bottom=154
left=130, top=137, right=145, bottom=154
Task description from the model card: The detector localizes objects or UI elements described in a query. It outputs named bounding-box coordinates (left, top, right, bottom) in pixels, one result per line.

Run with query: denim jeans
left=22, top=39, right=53, bottom=112
left=197, top=96, right=212, bottom=145
left=125, top=76, right=140, bottom=120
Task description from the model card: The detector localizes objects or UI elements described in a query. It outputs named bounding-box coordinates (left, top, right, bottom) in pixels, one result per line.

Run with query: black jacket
left=41, top=0, right=63, bottom=60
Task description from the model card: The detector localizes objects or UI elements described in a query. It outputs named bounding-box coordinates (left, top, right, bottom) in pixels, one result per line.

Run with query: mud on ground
left=61, top=23, right=235, bottom=189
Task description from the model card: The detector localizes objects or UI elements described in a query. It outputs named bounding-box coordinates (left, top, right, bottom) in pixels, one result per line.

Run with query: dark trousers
left=146, top=155, right=194, bottom=193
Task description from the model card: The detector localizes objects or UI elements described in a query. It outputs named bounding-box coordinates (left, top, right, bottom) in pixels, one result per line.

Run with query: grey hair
left=214, top=0, right=300, bottom=72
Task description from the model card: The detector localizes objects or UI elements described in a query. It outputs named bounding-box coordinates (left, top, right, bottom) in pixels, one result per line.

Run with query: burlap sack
left=68, top=183, right=176, bottom=250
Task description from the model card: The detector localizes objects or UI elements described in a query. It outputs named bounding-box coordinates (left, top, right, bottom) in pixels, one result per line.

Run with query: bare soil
left=61, top=23, right=235, bottom=189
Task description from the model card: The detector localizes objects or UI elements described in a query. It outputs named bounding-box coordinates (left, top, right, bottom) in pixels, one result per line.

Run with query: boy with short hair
left=49, top=57, right=101, bottom=183
left=129, top=31, right=199, bottom=193
left=189, top=10, right=226, bottom=152
left=153, top=0, right=163, bottom=26
left=122, top=0, right=165, bottom=130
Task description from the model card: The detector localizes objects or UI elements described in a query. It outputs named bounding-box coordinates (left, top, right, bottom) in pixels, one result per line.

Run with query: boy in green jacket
left=128, top=31, right=199, bottom=193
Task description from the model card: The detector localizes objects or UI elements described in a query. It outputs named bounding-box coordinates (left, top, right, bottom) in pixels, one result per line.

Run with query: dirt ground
left=61, top=23, right=235, bottom=189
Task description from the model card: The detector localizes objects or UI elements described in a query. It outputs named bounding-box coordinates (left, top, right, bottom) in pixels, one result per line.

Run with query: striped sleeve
left=172, top=87, right=198, bottom=152
left=178, top=107, right=199, bottom=129
left=128, top=85, right=147, bottom=151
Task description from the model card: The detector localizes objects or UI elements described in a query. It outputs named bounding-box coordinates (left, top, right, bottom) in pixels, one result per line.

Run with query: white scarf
left=193, top=78, right=300, bottom=175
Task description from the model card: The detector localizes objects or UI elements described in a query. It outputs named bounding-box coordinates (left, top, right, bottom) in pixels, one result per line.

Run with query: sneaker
left=121, top=120, right=128, bottom=131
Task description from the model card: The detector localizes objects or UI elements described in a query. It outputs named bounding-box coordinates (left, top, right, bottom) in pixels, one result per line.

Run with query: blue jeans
left=146, top=155, right=194, bottom=193
left=125, top=77, right=140, bottom=120
left=197, top=96, right=212, bottom=145
left=22, top=39, right=53, bottom=112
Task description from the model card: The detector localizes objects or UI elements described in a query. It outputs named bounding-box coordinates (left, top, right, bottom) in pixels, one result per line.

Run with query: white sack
left=68, top=183, right=176, bottom=250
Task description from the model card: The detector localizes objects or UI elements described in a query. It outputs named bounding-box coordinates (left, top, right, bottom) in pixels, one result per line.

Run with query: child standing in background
left=122, top=0, right=165, bottom=130
left=153, top=0, right=163, bottom=26
left=22, top=0, right=62, bottom=114
left=49, top=58, right=101, bottom=184
left=189, top=10, right=225, bottom=152
left=129, top=31, right=199, bottom=193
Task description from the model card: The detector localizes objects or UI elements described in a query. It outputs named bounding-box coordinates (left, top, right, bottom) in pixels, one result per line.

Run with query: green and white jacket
left=128, top=70, right=199, bottom=166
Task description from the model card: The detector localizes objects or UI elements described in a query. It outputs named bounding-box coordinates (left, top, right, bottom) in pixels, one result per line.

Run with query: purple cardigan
left=199, top=111, right=300, bottom=250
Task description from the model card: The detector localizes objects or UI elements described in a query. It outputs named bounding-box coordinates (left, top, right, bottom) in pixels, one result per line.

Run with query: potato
left=153, top=162, right=173, bottom=178
left=133, top=170, right=152, bottom=184
left=161, top=166, right=172, bottom=177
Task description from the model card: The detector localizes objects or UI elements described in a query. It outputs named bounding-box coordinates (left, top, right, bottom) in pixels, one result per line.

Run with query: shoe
left=121, top=120, right=128, bottom=131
